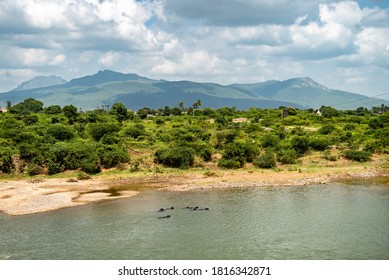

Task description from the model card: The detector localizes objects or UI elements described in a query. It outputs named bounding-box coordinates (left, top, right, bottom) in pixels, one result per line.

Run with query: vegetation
left=0, top=99, right=387, bottom=176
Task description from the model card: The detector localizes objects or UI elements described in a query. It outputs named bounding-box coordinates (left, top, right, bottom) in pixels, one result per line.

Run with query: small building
left=232, top=118, right=248, bottom=123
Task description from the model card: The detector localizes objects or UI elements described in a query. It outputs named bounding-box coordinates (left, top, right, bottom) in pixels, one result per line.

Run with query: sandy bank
left=0, top=178, right=139, bottom=216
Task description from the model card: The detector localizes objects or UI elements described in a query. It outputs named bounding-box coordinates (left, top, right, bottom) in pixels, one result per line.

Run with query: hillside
left=1, top=70, right=386, bottom=110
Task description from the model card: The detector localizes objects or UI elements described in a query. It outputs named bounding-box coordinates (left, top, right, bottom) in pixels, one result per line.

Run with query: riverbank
left=0, top=154, right=388, bottom=216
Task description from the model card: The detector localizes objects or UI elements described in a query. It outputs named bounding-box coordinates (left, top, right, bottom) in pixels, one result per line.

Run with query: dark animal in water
left=158, top=207, right=174, bottom=212
left=158, top=215, right=171, bottom=219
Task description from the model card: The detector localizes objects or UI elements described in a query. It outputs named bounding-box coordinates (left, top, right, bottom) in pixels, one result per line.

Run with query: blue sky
left=0, top=0, right=388, bottom=97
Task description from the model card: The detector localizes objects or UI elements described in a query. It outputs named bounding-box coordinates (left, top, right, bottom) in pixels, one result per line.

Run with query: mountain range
left=1, top=70, right=386, bottom=110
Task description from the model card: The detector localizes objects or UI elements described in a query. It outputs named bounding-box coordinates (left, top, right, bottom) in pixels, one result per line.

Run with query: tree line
left=0, top=98, right=387, bottom=176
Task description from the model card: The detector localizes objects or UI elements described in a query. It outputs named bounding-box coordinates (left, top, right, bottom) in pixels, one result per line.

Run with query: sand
left=0, top=178, right=139, bottom=216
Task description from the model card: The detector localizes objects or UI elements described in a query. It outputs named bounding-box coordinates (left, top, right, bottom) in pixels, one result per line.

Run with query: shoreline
left=0, top=161, right=388, bottom=216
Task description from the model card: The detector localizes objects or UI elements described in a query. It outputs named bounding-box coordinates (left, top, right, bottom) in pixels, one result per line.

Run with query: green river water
left=1, top=178, right=388, bottom=260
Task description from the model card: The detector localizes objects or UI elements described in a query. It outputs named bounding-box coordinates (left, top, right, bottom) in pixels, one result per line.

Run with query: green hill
left=0, top=70, right=386, bottom=110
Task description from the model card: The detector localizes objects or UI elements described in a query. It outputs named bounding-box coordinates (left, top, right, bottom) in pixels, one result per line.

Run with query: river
left=1, top=178, right=388, bottom=260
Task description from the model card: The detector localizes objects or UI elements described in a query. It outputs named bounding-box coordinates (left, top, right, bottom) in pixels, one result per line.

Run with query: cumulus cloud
left=0, top=0, right=388, bottom=96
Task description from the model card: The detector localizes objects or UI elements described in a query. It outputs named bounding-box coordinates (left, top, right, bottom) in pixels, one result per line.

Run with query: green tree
left=290, top=136, right=310, bottom=155
left=320, top=106, right=340, bottom=118
left=44, top=105, right=62, bottom=114
left=110, top=102, right=129, bottom=122
left=88, top=123, right=120, bottom=141
left=192, top=99, right=202, bottom=116
left=10, top=98, right=43, bottom=114
left=63, top=105, right=78, bottom=124
left=253, top=150, right=276, bottom=169
left=46, top=124, right=75, bottom=141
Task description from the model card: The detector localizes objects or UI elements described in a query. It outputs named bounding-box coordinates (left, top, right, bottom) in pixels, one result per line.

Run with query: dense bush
left=46, top=159, right=62, bottom=175
left=200, top=147, right=213, bottom=162
left=219, top=142, right=259, bottom=168
left=44, top=105, right=62, bottom=114
left=319, top=124, right=336, bottom=135
left=277, top=148, right=298, bottom=164
left=27, top=163, right=44, bottom=176
left=88, top=123, right=120, bottom=141
left=218, top=158, right=242, bottom=169
left=309, top=136, right=332, bottom=151
left=290, top=136, right=310, bottom=155
left=0, top=149, right=14, bottom=173
left=124, top=124, right=145, bottom=139
left=46, top=124, right=75, bottom=141
left=368, top=118, right=383, bottom=130
left=97, top=145, right=130, bottom=168
left=44, top=141, right=103, bottom=174
left=253, top=150, right=276, bottom=168
left=261, top=133, right=280, bottom=148
left=81, top=155, right=101, bottom=174
left=155, top=146, right=195, bottom=169
left=343, top=150, right=372, bottom=162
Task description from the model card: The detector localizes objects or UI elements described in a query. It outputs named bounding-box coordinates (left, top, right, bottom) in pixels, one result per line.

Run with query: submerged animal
left=158, top=215, right=171, bottom=219
left=185, top=206, right=209, bottom=211
left=158, top=207, right=174, bottom=212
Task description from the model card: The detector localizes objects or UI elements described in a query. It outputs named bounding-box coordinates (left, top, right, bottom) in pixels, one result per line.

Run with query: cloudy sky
left=0, top=0, right=388, bottom=97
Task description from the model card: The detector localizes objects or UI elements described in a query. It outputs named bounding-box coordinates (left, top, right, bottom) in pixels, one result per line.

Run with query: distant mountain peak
left=287, top=77, right=329, bottom=91
left=67, top=69, right=148, bottom=87
left=12, top=75, right=67, bottom=91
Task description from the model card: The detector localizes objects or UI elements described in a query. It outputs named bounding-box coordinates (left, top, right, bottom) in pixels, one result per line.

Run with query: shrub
left=277, top=148, right=298, bottom=164
left=290, top=136, right=310, bottom=155
left=124, top=125, right=145, bottom=139
left=253, top=150, right=276, bottom=168
left=88, top=123, right=120, bottom=141
left=99, top=134, right=120, bottom=144
left=45, top=141, right=100, bottom=172
left=368, top=118, right=384, bottom=130
left=363, top=139, right=383, bottom=153
left=81, top=155, right=101, bottom=174
left=27, top=163, right=44, bottom=176
left=218, top=158, right=242, bottom=169
left=0, top=149, right=14, bottom=174
left=261, top=133, right=280, bottom=148
left=23, top=115, right=39, bottom=125
left=46, top=159, right=62, bottom=175
left=220, top=142, right=259, bottom=167
left=200, top=147, right=213, bottom=162
left=244, top=123, right=263, bottom=134
left=309, top=136, right=331, bottom=151
left=44, top=105, right=62, bottom=114
left=19, top=144, right=42, bottom=161
left=154, top=146, right=195, bottom=169
left=46, top=124, right=74, bottom=141
left=343, top=150, right=372, bottom=162
left=97, top=145, right=130, bottom=168
left=343, top=123, right=356, bottom=131
left=319, top=124, right=336, bottom=135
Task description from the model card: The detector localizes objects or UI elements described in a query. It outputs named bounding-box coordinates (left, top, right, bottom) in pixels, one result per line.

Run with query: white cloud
left=151, top=50, right=226, bottom=77
left=98, top=52, right=119, bottom=67
left=0, top=0, right=388, bottom=97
